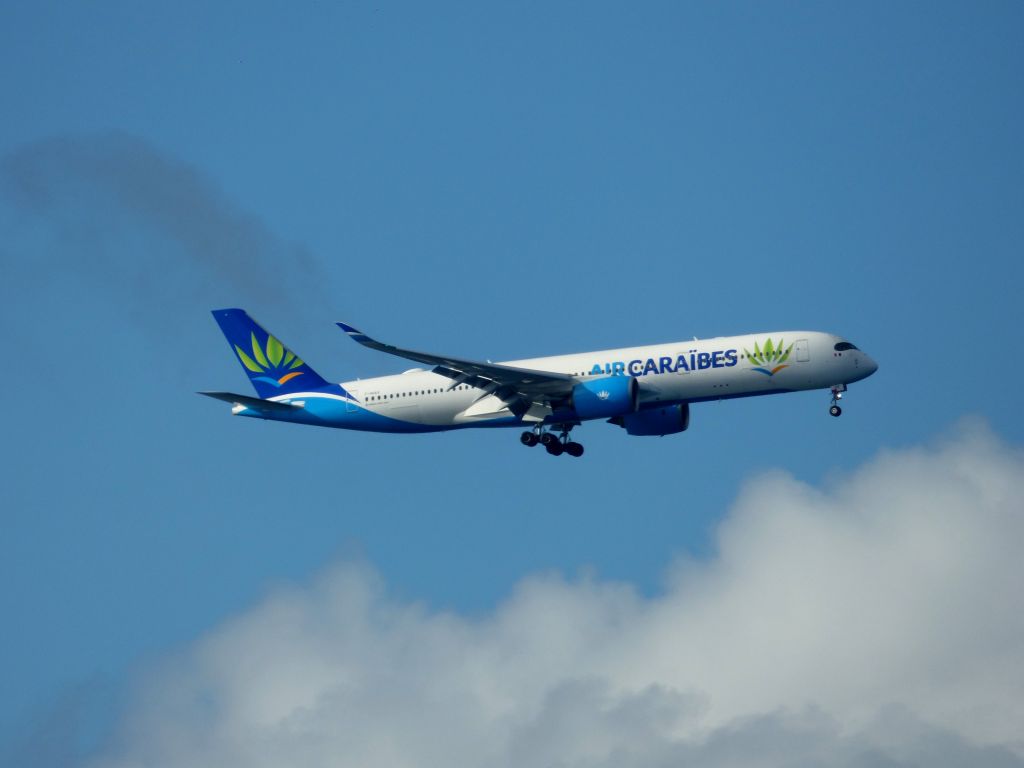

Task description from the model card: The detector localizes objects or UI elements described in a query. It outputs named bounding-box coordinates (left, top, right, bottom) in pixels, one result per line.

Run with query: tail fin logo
left=234, top=332, right=306, bottom=388
left=744, top=338, right=794, bottom=376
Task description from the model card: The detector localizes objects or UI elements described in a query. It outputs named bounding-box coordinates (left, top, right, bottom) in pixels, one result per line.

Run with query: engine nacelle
left=613, top=403, right=690, bottom=436
left=571, top=376, right=638, bottom=420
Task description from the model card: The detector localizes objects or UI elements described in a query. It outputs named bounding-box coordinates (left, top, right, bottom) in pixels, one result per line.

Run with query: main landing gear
left=520, top=425, right=584, bottom=457
left=829, top=384, right=847, bottom=417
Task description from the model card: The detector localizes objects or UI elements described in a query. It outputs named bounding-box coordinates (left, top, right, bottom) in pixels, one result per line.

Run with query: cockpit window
left=834, top=342, right=859, bottom=351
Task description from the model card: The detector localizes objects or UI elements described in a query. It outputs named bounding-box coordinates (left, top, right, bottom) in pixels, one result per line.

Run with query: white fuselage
left=321, top=331, right=876, bottom=429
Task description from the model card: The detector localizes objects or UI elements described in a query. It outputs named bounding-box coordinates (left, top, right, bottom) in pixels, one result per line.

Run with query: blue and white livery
left=201, top=308, right=879, bottom=457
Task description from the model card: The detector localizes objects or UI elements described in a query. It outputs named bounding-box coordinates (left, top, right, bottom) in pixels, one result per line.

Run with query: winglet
left=336, top=322, right=373, bottom=345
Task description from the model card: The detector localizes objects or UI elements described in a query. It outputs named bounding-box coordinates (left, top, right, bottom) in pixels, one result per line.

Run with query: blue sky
left=1, top=3, right=1022, bottom=765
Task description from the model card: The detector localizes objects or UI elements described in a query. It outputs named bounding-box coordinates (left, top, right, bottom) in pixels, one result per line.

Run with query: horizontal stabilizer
left=198, top=391, right=303, bottom=414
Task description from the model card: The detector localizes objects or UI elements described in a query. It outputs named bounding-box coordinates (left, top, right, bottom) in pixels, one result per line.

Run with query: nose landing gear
left=520, top=425, right=584, bottom=457
left=829, top=384, right=847, bottom=417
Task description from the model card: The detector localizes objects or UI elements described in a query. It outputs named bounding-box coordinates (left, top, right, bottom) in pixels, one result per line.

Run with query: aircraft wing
left=336, top=322, right=575, bottom=401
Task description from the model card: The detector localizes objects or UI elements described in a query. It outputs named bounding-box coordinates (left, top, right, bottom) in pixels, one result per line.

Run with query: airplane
left=200, top=308, right=878, bottom=457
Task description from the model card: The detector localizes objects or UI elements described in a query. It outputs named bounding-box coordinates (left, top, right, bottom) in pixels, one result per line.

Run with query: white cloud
left=88, top=420, right=1024, bottom=767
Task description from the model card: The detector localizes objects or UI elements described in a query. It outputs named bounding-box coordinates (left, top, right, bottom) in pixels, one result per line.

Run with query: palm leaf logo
left=234, top=332, right=305, bottom=386
left=745, top=338, right=794, bottom=376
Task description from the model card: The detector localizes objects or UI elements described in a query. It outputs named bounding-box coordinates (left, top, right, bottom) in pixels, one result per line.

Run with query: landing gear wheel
left=828, top=384, right=847, bottom=418
left=520, top=431, right=539, bottom=447
left=564, top=442, right=584, bottom=458
left=532, top=424, right=583, bottom=456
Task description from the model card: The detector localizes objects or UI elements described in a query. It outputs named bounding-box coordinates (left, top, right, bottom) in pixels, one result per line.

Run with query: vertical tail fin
left=211, top=308, right=329, bottom=398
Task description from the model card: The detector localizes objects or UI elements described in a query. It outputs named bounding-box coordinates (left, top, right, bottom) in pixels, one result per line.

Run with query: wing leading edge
left=336, top=322, right=575, bottom=408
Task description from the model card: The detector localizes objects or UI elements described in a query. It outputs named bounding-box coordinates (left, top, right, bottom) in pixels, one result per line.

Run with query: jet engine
left=611, top=403, right=690, bottom=436
left=571, top=376, right=638, bottom=419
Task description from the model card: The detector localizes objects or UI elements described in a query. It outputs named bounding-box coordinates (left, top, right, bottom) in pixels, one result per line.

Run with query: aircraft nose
left=865, top=354, right=879, bottom=376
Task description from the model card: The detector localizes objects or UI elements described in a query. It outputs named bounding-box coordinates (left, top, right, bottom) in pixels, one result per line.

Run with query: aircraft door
left=794, top=339, right=810, bottom=362
left=346, top=389, right=360, bottom=412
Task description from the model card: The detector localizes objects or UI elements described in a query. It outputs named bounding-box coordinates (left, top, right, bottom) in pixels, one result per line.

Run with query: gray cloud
left=86, top=421, right=1024, bottom=767
left=0, top=135, right=328, bottom=324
